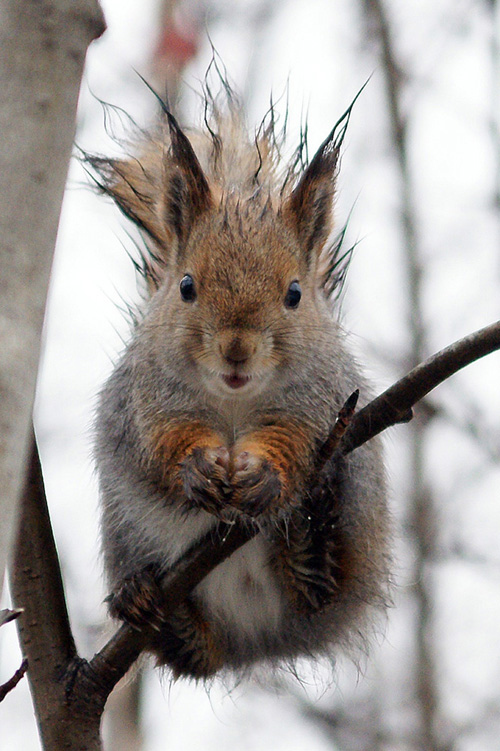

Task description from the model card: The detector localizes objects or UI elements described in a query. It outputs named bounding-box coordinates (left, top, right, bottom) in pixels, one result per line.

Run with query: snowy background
left=1, top=0, right=500, bottom=749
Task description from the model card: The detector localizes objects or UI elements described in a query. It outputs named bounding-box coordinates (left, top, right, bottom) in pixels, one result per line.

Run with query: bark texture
left=0, top=0, right=105, bottom=594
left=12, top=436, right=104, bottom=750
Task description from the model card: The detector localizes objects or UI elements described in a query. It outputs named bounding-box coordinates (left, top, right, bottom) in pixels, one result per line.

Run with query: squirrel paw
left=154, top=600, right=224, bottom=680
left=230, top=451, right=283, bottom=518
left=106, top=566, right=166, bottom=632
left=180, top=446, right=233, bottom=517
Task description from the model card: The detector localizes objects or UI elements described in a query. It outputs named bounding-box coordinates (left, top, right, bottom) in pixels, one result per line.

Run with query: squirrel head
left=87, top=92, right=353, bottom=397
left=164, top=196, right=310, bottom=396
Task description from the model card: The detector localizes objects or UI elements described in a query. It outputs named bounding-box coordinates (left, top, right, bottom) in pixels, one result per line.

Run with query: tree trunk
left=0, top=0, right=105, bottom=595
left=12, top=437, right=103, bottom=750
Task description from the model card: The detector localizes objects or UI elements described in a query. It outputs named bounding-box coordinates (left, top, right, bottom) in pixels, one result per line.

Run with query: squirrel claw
left=213, top=446, right=230, bottom=471
left=180, top=445, right=232, bottom=517
left=230, top=452, right=282, bottom=518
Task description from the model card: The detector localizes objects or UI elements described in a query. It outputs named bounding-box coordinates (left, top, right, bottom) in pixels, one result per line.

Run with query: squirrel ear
left=163, top=110, right=213, bottom=247
left=282, top=133, right=339, bottom=265
left=84, top=153, right=170, bottom=249
left=83, top=114, right=213, bottom=256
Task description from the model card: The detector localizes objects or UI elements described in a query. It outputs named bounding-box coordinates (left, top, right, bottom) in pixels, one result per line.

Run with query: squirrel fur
left=89, top=83, right=392, bottom=681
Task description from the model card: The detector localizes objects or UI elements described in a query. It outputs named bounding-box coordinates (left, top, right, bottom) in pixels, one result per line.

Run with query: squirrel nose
left=220, top=336, right=255, bottom=365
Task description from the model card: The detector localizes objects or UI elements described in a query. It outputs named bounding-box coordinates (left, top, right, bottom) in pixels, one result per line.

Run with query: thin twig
left=0, top=658, right=28, bottom=702
left=0, top=608, right=23, bottom=628
left=337, top=320, right=500, bottom=456
left=314, top=389, right=359, bottom=472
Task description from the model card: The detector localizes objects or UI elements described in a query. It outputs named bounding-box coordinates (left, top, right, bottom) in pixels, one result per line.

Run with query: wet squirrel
left=89, top=84, right=391, bottom=680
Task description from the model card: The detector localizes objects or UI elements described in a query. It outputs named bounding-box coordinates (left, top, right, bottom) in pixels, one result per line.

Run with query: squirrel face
left=88, top=100, right=350, bottom=404
left=163, top=205, right=313, bottom=399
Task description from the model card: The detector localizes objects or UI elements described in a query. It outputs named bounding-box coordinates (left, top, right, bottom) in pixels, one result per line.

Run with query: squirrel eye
left=180, top=274, right=196, bottom=302
left=284, top=280, right=301, bottom=309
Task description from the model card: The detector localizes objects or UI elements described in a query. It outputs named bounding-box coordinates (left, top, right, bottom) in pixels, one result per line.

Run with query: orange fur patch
left=149, top=421, right=226, bottom=487
left=233, top=422, right=314, bottom=494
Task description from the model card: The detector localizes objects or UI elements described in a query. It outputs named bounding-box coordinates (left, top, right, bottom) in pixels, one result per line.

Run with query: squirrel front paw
left=230, top=451, right=283, bottom=518
left=180, top=446, right=233, bottom=517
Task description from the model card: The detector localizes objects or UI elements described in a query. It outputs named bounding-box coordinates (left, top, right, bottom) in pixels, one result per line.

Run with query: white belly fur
left=196, top=534, right=284, bottom=640
left=132, top=499, right=284, bottom=642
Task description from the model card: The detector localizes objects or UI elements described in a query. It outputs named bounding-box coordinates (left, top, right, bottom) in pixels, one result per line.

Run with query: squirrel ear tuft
left=282, top=135, right=339, bottom=265
left=84, top=153, right=169, bottom=249
left=163, top=111, right=213, bottom=248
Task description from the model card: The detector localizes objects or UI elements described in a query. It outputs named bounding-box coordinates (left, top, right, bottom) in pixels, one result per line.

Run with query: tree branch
left=0, top=658, right=28, bottom=703
left=0, top=0, right=106, bottom=600
left=336, top=320, right=500, bottom=456
left=76, top=521, right=255, bottom=702
left=0, top=609, right=27, bottom=702
left=1, top=1, right=104, bottom=743
left=12, top=435, right=102, bottom=750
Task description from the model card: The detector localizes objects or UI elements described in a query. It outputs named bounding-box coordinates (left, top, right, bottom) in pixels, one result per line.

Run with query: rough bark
left=12, top=436, right=103, bottom=750
left=0, top=0, right=105, bottom=595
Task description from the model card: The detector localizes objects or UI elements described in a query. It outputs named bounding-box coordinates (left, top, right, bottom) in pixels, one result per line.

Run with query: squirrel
left=88, top=82, right=392, bottom=681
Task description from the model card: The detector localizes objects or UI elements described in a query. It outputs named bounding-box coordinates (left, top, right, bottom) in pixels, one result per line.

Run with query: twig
left=0, top=608, right=23, bottom=627
left=0, top=658, right=28, bottom=702
left=0, top=607, right=27, bottom=703
left=314, top=389, right=359, bottom=472
left=337, top=320, right=500, bottom=456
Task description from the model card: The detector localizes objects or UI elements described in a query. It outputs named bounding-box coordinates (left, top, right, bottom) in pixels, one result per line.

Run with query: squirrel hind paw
left=106, top=566, right=166, bottom=632
left=153, top=601, right=225, bottom=681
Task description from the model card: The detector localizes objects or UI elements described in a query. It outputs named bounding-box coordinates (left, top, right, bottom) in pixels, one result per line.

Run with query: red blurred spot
left=156, top=25, right=198, bottom=68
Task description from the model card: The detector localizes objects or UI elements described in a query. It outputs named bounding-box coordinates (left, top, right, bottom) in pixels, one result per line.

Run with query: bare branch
left=0, top=608, right=23, bottom=628
left=0, top=608, right=27, bottom=703
left=0, top=658, right=28, bottom=703
left=10, top=434, right=102, bottom=749
left=337, top=320, right=500, bottom=456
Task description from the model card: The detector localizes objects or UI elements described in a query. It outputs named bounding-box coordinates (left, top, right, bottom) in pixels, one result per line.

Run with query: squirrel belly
left=91, top=83, right=392, bottom=680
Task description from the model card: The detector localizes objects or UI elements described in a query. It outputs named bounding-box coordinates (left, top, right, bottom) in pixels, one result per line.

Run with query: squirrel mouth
left=221, top=373, right=251, bottom=390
